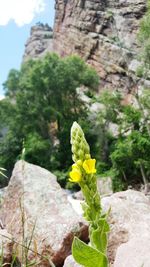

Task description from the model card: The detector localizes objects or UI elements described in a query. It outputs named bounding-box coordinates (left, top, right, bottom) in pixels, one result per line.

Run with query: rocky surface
left=73, top=176, right=113, bottom=200
left=23, top=23, right=53, bottom=61
left=22, top=0, right=148, bottom=93
left=106, top=190, right=150, bottom=267
left=0, top=229, right=13, bottom=265
left=1, top=161, right=149, bottom=267
left=0, top=187, right=7, bottom=206
left=53, top=0, right=147, bottom=93
left=0, top=161, right=88, bottom=266
left=63, top=255, right=80, bottom=267
left=66, top=189, right=150, bottom=267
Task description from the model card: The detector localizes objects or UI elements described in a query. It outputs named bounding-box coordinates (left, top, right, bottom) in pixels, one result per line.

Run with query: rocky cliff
left=23, top=23, right=53, bottom=61
left=24, top=0, right=147, bottom=93
left=53, top=0, right=147, bottom=93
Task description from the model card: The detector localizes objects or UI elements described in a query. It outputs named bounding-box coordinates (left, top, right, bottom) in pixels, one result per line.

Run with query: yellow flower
left=83, top=159, right=96, bottom=174
left=69, top=164, right=82, bottom=183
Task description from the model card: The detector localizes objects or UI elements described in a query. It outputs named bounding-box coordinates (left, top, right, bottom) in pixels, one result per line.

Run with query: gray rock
left=67, top=190, right=150, bottom=266
left=128, top=59, right=141, bottom=73
left=102, top=190, right=150, bottom=266
left=0, top=187, right=7, bottom=199
left=114, top=237, right=150, bottom=267
left=97, top=177, right=113, bottom=196
left=63, top=255, right=81, bottom=267
left=0, top=161, right=88, bottom=266
left=23, top=24, right=53, bottom=62
left=0, top=187, right=7, bottom=208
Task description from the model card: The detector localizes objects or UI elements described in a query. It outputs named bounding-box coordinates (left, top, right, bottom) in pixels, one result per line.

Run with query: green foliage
left=0, top=131, right=22, bottom=178
left=54, top=170, right=68, bottom=188
left=138, top=0, right=150, bottom=77
left=72, top=237, right=108, bottom=267
left=136, top=65, right=145, bottom=78
left=0, top=53, right=99, bottom=185
left=140, top=88, right=150, bottom=112
left=112, top=174, right=125, bottom=192
left=92, top=89, right=150, bottom=191
left=110, top=35, right=125, bottom=48
left=3, top=69, right=20, bottom=97
left=24, top=132, right=52, bottom=169
left=0, top=167, right=7, bottom=188
left=65, top=180, right=80, bottom=191
left=90, top=91, right=122, bottom=173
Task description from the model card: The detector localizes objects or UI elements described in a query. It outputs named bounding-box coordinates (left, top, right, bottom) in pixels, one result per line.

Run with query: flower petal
left=69, top=169, right=82, bottom=183
left=83, top=159, right=96, bottom=174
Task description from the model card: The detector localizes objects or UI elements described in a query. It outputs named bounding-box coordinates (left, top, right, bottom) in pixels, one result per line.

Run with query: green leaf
left=99, top=218, right=110, bottom=232
left=72, top=237, right=108, bottom=267
left=90, top=227, right=107, bottom=253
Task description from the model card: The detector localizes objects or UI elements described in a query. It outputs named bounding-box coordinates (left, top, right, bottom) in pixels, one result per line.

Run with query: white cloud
left=0, top=0, right=45, bottom=26
left=0, top=95, right=5, bottom=101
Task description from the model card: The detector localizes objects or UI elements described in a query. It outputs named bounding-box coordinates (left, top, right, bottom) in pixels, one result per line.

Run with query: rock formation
left=65, top=189, right=150, bottom=267
left=53, top=0, right=147, bottom=93
left=23, top=0, right=148, bottom=93
left=0, top=229, right=13, bottom=265
left=1, top=162, right=150, bottom=266
left=23, top=23, right=53, bottom=61
left=0, top=161, right=88, bottom=266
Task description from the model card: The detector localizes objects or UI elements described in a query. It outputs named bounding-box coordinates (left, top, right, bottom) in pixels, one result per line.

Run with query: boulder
left=104, top=190, right=150, bottom=266
left=0, top=229, right=13, bottom=265
left=63, top=255, right=81, bottom=267
left=97, top=177, right=113, bottom=196
left=0, top=161, right=88, bottom=266
left=0, top=187, right=7, bottom=207
left=114, top=237, right=150, bottom=267
left=68, top=190, right=150, bottom=267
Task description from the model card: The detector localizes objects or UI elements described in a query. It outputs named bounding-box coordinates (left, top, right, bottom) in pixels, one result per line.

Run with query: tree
left=3, top=69, right=20, bottom=97
left=0, top=53, right=99, bottom=181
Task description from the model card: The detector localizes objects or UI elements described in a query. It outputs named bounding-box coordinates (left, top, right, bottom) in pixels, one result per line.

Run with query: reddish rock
left=0, top=161, right=88, bottom=266
left=23, top=0, right=148, bottom=94
left=53, top=0, right=146, bottom=93
left=0, top=229, right=13, bottom=265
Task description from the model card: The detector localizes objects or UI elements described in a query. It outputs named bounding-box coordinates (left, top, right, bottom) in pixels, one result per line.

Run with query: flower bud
left=85, top=154, right=91, bottom=160
left=76, top=160, right=83, bottom=166
left=71, top=121, right=90, bottom=162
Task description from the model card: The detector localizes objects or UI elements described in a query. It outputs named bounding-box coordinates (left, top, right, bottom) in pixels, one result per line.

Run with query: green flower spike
left=69, top=122, right=109, bottom=267
left=71, top=122, right=90, bottom=162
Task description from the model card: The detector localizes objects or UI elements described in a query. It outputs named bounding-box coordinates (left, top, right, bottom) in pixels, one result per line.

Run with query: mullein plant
left=69, top=122, right=109, bottom=267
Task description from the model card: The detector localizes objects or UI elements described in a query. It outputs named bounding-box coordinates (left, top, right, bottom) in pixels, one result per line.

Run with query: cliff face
left=53, top=0, right=146, bottom=93
left=23, top=0, right=147, bottom=93
left=23, top=24, right=53, bottom=61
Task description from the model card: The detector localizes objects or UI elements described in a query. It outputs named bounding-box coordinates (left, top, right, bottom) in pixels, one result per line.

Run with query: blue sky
left=0, top=0, right=55, bottom=97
